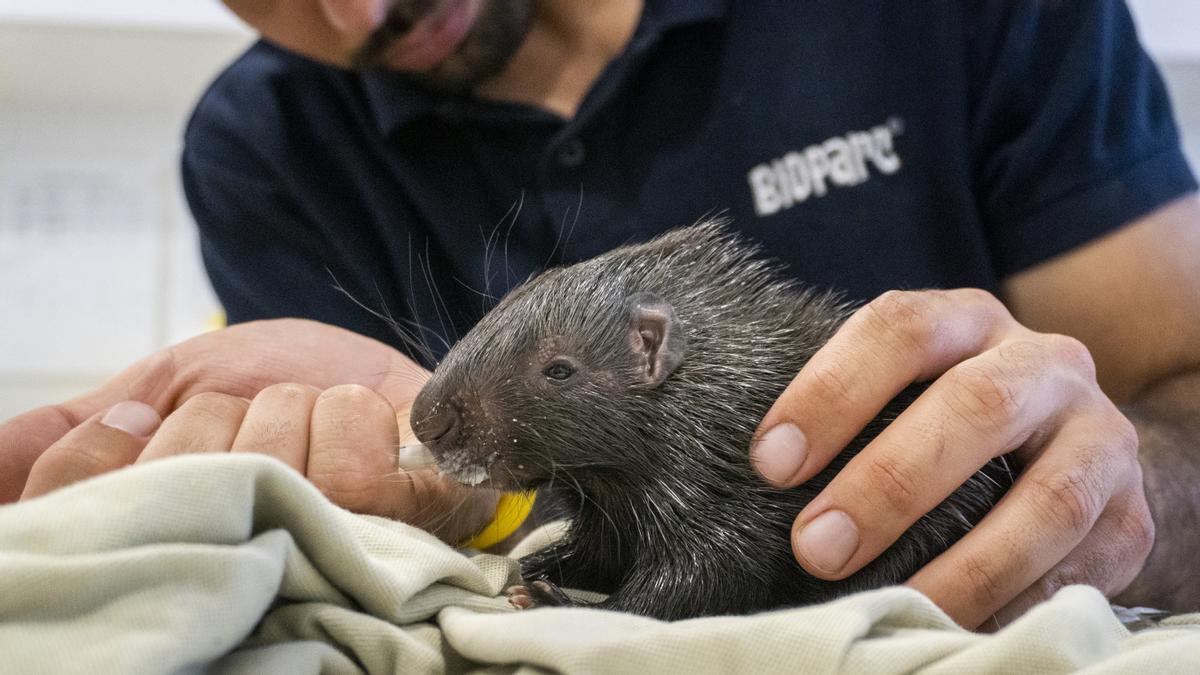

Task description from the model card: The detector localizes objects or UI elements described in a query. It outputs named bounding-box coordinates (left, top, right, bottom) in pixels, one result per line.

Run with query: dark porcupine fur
left=411, top=220, right=1014, bottom=621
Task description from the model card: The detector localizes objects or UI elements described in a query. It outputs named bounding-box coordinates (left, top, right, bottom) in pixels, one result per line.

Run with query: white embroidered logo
left=747, top=117, right=904, bottom=216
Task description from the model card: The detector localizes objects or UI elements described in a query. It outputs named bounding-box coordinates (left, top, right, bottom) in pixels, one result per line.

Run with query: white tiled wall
left=0, top=4, right=1199, bottom=420
left=0, top=106, right=228, bottom=418
left=0, top=15, right=253, bottom=419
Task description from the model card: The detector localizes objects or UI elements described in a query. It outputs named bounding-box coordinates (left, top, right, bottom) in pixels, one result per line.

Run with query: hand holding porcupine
left=406, top=221, right=1013, bottom=620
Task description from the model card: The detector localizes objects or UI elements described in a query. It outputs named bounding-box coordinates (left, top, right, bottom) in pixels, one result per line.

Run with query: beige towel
left=1, top=454, right=1196, bottom=674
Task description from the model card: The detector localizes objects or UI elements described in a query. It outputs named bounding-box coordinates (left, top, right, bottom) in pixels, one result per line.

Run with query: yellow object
left=464, top=491, right=537, bottom=550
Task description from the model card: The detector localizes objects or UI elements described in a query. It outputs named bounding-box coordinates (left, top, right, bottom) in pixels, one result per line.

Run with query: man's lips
left=383, top=0, right=484, bottom=71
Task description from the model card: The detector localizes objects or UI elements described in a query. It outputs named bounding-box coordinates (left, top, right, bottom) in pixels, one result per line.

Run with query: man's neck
left=475, top=0, right=644, bottom=119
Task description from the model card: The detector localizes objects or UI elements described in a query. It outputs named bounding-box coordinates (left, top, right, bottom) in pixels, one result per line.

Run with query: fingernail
left=100, top=401, right=161, bottom=437
left=795, top=510, right=859, bottom=575
left=751, top=423, right=808, bottom=485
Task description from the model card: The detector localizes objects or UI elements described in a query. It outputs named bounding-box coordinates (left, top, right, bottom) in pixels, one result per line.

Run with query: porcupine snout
left=411, top=395, right=460, bottom=447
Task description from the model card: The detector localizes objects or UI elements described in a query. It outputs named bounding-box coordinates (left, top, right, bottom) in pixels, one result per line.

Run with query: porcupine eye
left=542, top=359, right=576, bottom=382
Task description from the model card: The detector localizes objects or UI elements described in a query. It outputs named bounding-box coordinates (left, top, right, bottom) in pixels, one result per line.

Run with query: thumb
left=391, top=403, right=501, bottom=544
left=305, top=383, right=500, bottom=545
left=20, top=402, right=162, bottom=501
left=0, top=352, right=179, bottom=503
left=0, top=406, right=77, bottom=503
left=394, top=469, right=503, bottom=545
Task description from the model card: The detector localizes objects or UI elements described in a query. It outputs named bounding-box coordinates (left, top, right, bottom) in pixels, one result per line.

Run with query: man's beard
left=353, top=0, right=538, bottom=94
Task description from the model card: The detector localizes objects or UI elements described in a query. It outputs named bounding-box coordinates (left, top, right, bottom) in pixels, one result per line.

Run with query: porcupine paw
left=506, top=579, right=573, bottom=610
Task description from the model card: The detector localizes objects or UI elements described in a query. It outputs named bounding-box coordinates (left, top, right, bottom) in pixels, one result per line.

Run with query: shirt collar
left=360, top=0, right=729, bottom=137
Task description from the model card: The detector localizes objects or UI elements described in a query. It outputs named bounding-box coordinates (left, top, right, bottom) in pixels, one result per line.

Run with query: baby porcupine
left=410, top=220, right=1013, bottom=620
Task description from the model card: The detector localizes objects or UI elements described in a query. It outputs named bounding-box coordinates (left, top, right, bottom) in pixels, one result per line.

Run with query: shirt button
left=557, top=138, right=586, bottom=167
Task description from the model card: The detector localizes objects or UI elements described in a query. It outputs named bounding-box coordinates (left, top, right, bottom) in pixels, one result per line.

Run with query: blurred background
left=1, top=0, right=1198, bottom=418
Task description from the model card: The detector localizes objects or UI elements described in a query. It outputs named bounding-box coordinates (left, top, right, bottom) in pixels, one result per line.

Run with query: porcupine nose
left=412, top=399, right=460, bottom=446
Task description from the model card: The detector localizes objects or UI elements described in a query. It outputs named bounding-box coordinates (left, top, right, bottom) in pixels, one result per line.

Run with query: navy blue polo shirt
left=183, top=0, right=1196, bottom=368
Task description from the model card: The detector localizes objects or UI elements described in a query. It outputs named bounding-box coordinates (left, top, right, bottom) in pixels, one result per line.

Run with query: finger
left=229, top=383, right=321, bottom=473
left=20, top=402, right=162, bottom=500
left=905, top=409, right=1137, bottom=629
left=138, top=393, right=250, bottom=462
left=988, top=475, right=1154, bottom=628
left=1, top=351, right=179, bottom=503
left=391, top=399, right=500, bottom=542
left=304, top=384, right=406, bottom=515
left=2, top=407, right=79, bottom=503
left=790, top=335, right=1090, bottom=579
left=752, top=289, right=1014, bottom=487
left=383, top=468, right=502, bottom=545
left=304, top=385, right=499, bottom=543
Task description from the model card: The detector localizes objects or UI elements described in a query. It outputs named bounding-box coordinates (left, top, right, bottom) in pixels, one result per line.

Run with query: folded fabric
left=0, top=454, right=1196, bottom=674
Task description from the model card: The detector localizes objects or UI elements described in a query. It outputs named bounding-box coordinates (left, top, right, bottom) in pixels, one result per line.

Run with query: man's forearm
left=1113, top=369, right=1200, bottom=610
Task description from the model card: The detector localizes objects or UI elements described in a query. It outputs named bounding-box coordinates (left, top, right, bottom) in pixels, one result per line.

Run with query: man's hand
left=750, top=288, right=1154, bottom=629
left=1, top=319, right=498, bottom=544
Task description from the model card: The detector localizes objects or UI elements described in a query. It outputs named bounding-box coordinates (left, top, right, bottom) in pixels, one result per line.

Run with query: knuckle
left=36, top=442, right=109, bottom=477
left=308, top=458, right=377, bottom=512
left=1024, top=498, right=1154, bottom=601
left=863, top=453, right=923, bottom=514
left=806, top=360, right=858, bottom=411
left=863, top=290, right=940, bottom=355
left=1041, top=333, right=1098, bottom=383
left=1028, top=465, right=1105, bottom=534
left=180, top=392, right=249, bottom=420
left=46, top=403, right=85, bottom=430
left=1124, top=506, right=1157, bottom=567
left=953, top=287, right=1008, bottom=321
left=957, top=552, right=1013, bottom=610
left=1034, top=561, right=1093, bottom=602
left=944, top=361, right=1022, bottom=432
left=1107, top=412, right=1140, bottom=457
left=1113, top=479, right=1156, bottom=569
left=995, top=338, right=1046, bottom=370
left=238, top=416, right=298, bottom=446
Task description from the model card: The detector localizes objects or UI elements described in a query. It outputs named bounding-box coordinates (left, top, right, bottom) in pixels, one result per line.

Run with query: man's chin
left=368, top=0, right=536, bottom=94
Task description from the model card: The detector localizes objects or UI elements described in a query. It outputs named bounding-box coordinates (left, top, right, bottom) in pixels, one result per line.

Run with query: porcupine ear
left=626, top=292, right=686, bottom=387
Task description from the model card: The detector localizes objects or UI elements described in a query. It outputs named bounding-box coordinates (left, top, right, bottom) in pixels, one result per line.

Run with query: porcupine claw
left=506, top=579, right=573, bottom=610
